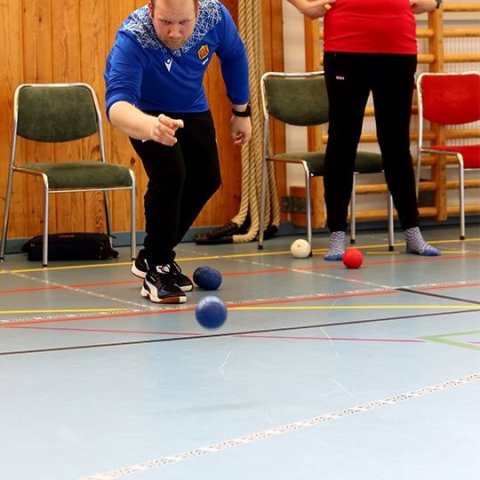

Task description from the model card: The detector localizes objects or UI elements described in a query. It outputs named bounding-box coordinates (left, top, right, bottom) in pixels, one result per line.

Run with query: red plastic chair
left=416, top=72, right=480, bottom=239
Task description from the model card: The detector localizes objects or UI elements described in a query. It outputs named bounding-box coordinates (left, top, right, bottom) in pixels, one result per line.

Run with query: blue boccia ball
left=193, top=266, right=222, bottom=290
left=195, top=296, right=227, bottom=329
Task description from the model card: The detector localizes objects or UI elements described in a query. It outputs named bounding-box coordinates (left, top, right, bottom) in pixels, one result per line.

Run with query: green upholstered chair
left=0, top=83, right=136, bottom=266
left=258, top=71, right=394, bottom=251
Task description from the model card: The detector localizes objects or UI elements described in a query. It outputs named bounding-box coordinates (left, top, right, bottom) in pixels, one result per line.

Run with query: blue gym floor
left=1, top=225, right=479, bottom=480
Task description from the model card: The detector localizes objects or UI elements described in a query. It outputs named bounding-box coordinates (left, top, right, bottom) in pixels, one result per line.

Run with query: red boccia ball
left=342, top=248, right=363, bottom=269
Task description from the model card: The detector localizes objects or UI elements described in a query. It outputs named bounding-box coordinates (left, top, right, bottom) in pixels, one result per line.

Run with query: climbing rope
left=195, top=0, right=280, bottom=245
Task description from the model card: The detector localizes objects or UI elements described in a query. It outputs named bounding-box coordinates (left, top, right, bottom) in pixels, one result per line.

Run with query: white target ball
left=290, top=238, right=311, bottom=258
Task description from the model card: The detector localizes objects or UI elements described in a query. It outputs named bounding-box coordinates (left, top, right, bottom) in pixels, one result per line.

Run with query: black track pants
left=130, top=111, right=221, bottom=265
left=323, top=52, right=419, bottom=233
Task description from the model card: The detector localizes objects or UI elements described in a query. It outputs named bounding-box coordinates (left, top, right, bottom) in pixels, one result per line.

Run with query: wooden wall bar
left=0, top=0, right=285, bottom=241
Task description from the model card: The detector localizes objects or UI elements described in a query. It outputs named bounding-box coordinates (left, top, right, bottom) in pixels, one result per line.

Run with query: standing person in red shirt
left=287, top=0, right=442, bottom=259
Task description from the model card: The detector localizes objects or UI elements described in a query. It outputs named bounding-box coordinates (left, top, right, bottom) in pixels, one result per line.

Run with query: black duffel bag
left=22, top=233, right=118, bottom=261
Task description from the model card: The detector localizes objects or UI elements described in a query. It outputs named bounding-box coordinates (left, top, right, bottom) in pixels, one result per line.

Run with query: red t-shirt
left=324, top=0, right=417, bottom=54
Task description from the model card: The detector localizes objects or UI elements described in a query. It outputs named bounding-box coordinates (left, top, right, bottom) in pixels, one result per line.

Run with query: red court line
left=0, top=268, right=287, bottom=295
left=299, top=251, right=480, bottom=272
left=221, top=252, right=480, bottom=276
left=0, top=289, right=396, bottom=327
left=2, top=251, right=479, bottom=296
left=2, top=274, right=480, bottom=328
left=10, top=325, right=203, bottom=336
left=0, top=279, right=140, bottom=295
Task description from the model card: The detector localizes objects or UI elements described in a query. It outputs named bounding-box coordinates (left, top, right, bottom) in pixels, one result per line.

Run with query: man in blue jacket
left=105, top=0, right=251, bottom=304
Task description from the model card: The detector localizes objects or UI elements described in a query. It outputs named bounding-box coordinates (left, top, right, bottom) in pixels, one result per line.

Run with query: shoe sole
left=132, top=264, right=193, bottom=292
left=141, top=287, right=187, bottom=304
left=131, top=264, right=147, bottom=279
left=178, top=283, right=193, bottom=292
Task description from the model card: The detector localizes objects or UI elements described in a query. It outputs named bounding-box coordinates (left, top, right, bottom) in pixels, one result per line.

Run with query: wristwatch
left=435, top=0, right=443, bottom=9
left=232, top=104, right=251, bottom=117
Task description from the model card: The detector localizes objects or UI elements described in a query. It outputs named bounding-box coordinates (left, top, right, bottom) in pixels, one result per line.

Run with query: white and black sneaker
left=141, top=266, right=187, bottom=304
left=132, top=249, right=193, bottom=292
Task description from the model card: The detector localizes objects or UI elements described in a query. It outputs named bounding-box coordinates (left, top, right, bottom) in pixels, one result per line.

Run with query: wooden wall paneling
left=21, top=0, right=56, bottom=238
left=262, top=0, right=287, bottom=222
left=105, top=1, right=139, bottom=236
left=78, top=0, right=109, bottom=233
left=51, top=0, right=86, bottom=233
left=0, top=0, right=286, bottom=243
left=193, top=0, right=242, bottom=227
left=0, top=1, right=24, bottom=239
left=199, top=56, right=243, bottom=227
left=304, top=17, right=326, bottom=228
left=105, top=1, right=144, bottom=235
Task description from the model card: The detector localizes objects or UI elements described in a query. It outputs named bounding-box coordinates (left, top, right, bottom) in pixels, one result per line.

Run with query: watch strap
left=232, top=104, right=251, bottom=117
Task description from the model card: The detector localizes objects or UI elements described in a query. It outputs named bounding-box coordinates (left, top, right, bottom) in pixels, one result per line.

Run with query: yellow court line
left=0, top=308, right=129, bottom=315
left=1, top=263, right=126, bottom=274
left=1, top=236, right=478, bottom=275
left=0, top=250, right=289, bottom=274
left=367, top=250, right=401, bottom=255
left=438, top=250, right=469, bottom=254
left=231, top=304, right=478, bottom=311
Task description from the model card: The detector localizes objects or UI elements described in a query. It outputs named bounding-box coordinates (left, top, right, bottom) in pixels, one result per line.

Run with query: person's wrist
left=232, top=104, right=251, bottom=117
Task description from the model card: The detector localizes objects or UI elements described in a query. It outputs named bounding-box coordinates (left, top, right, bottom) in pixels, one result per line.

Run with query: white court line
left=9, top=271, right=158, bottom=310
left=1, top=279, right=478, bottom=325
left=81, top=373, right=480, bottom=480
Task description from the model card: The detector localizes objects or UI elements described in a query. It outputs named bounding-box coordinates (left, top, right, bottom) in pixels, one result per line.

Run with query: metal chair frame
left=258, top=71, right=394, bottom=251
left=0, top=83, right=136, bottom=266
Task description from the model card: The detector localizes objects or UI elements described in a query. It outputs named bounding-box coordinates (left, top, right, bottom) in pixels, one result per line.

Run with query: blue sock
left=324, top=231, right=346, bottom=261
left=405, top=227, right=441, bottom=256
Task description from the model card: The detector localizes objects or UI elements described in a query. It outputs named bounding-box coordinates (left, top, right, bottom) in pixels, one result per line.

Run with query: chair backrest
left=417, top=72, right=480, bottom=126
left=15, top=83, right=100, bottom=142
left=261, top=71, right=329, bottom=126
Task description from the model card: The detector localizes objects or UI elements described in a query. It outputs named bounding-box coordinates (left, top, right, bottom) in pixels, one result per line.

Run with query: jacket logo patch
left=197, top=44, right=210, bottom=61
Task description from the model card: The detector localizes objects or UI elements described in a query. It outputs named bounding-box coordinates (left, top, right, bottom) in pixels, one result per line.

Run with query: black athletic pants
left=130, top=110, right=221, bottom=266
left=323, top=52, right=419, bottom=233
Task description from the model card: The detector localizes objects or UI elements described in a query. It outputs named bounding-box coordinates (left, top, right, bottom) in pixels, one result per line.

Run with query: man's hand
left=231, top=116, right=252, bottom=145
left=108, top=101, right=184, bottom=145
left=150, top=114, right=184, bottom=146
